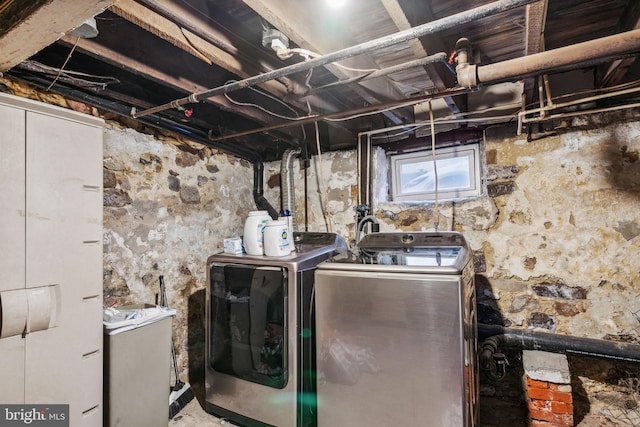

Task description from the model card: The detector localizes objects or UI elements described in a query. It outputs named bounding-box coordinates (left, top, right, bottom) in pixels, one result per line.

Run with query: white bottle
left=278, top=214, right=295, bottom=253
left=243, top=210, right=271, bottom=255
left=263, top=220, right=290, bottom=257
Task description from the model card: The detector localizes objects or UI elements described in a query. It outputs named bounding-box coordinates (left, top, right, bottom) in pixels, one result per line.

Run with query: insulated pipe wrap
left=473, top=29, right=640, bottom=86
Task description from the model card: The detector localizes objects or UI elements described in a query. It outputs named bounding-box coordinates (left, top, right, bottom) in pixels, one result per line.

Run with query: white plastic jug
left=243, top=210, right=271, bottom=255
left=263, top=220, right=290, bottom=257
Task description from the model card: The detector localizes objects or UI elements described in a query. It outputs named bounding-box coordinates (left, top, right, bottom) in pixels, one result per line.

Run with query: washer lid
left=357, top=231, right=468, bottom=251
left=322, top=231, right=472, bottom=272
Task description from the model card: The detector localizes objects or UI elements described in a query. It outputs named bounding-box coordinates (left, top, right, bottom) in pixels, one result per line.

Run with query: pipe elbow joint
left=456, top=63, right=478, bottom=89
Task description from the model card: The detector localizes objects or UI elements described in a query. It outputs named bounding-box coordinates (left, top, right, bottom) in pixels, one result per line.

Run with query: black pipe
left=132, top=0, right=539, bottom=118
left=7, top=71, right=279, bottom=217
left=479, top=323, right=640, bottom=368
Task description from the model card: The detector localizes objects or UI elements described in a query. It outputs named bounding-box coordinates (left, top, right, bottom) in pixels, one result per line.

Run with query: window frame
left=389, top=143, right=482, bottom=202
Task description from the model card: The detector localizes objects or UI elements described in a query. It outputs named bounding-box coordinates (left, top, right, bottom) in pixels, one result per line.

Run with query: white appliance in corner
left=0, top=92, right=104, bottom=426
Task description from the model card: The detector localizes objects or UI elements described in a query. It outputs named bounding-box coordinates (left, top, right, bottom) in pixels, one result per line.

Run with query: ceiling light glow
left=326, top=0, right=346, bottom=8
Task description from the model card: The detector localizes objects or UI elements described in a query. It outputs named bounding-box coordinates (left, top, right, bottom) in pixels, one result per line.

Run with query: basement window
left=390, top=143, right=481, bottom=202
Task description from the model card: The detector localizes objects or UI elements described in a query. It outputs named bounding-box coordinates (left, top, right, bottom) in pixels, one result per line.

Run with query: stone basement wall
left=102, top=122, right=258, bottom=385
left=265, top=112, right=640, bottom=425
left=4, top=78, right=640, bottom=424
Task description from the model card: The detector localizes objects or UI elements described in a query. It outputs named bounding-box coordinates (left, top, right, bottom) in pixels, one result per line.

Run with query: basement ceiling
left=2, top=0, right=640, bottom=161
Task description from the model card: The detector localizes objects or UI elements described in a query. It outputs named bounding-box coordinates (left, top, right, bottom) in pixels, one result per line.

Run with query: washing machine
left=314, top=231, right=478, bottom=427
left=205, top=232, right=347, bottom=427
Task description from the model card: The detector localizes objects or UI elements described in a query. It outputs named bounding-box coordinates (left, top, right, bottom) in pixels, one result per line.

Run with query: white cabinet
left=0, top=92, right=103, bottom=426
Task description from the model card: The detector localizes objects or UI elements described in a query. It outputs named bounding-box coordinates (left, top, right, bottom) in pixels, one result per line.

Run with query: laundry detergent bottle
left=243, top=210, right=271, bottom=255
left=263, top=220, right=290, bottom=256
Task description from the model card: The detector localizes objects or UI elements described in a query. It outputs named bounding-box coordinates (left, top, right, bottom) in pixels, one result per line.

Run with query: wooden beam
left=108, top=0, right=354, bottom=141
left=397, top=0, right=466, bottom=117
left=60, top=33, right=306, bottom=141
left=242, top=0, right=412, bottom=125
left=0, top=0, right=115, bottom=71
left=522, top=0, right=548, bottom=108
left=110, top=0, right=280, bottom=96
left=598, top=0, right=640, bottom=87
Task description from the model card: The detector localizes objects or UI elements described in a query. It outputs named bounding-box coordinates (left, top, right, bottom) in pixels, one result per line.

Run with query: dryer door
left=209, top=264, right=288, bottom=389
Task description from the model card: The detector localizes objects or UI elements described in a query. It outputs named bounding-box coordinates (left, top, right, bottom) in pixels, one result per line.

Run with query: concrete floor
left=169, top=398, right=234, bottom=427
left=168, top=396, right=622, bottom=427
left=167, top=379, right=626, bottom=427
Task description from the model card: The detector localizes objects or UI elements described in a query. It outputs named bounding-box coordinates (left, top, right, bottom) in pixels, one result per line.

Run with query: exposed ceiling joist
left=108, top=0, right=356, bottom=145
left=522, top=0, right=548, bottom=107
left=598, top=0, right=640, bottom=87
left=394, top=0, right=466, bottom=116
left=0, top=0, right=115, bottom=71
left=241, top=0, right=413, bottom=125
left=2, top=0, right=639, bottom=162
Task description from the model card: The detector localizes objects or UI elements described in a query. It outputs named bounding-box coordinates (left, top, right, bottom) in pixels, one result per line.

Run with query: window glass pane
left=399, top=156, right=471, bottom=194
left=390, top=143, right=481, bottom=202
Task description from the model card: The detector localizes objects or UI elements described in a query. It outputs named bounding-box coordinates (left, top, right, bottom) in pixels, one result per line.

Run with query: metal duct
left=456, top=29, right=640, bottom=88
left=131, top=0, right=538, bottom=118
left=280, top=148, right=301, bottom=230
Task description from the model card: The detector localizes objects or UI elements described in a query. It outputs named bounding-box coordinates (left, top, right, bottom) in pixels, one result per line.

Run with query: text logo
left=0, top=405, right=69, bottom=426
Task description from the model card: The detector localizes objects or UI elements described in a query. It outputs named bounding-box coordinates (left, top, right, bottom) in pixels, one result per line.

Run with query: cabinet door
left=0, top=102, right=26, bottom=403
left=0, top=103, right=25, bottom=291
left=24, top=109, right=103, bottom=427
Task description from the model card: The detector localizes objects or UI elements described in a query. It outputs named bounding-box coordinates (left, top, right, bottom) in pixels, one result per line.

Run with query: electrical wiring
left=223, top=79, right=309, bottom=140
left=223, top=79, right=315, bottom=120
left=278, top=47, right=379, bottom=73
left=304, top=68, right=335, bottom=233
left=429, top=100, right=439, bottom=232
left=179, top=27, right=213, bottom=64
left=223, top=92, right=308, bottom=121
left=325, top=99, right=422, bottom=122
left=371, top=125, right=423, bottom=140
left=20, top=60, right=120, bottom=90
left=46, top=36, right=80, bottom=91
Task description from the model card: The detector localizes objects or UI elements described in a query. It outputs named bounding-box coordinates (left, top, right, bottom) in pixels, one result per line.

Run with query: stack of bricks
left=523, top=350, right=574, bottom=426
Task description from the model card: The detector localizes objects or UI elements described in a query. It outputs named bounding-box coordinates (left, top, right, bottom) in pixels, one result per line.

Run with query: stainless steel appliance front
left=314, top=231, right=477, bottom=427
left=205, top=232, right=346, bottom=427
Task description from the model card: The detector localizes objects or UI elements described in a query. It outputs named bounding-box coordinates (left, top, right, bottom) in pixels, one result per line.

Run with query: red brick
left=551, top=391, right=573, bottom=404
left=531, top=421, right=553, bottom=427
left=531, top=421, right=570, bottom=427
left=529, top=398, right=552, bottom=411
left=551, top=401, right=573, bottom=414
left=528, top=387, right=554, bottom=401
left=531, top=421, right=567, bottom=427
left=528, top=377, right=550, bottom=389
left=530, top=408, right=573, bottom=426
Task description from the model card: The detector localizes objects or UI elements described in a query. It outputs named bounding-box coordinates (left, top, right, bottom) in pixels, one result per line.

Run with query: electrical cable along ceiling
left=2, top=0, right=640, bottom=161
